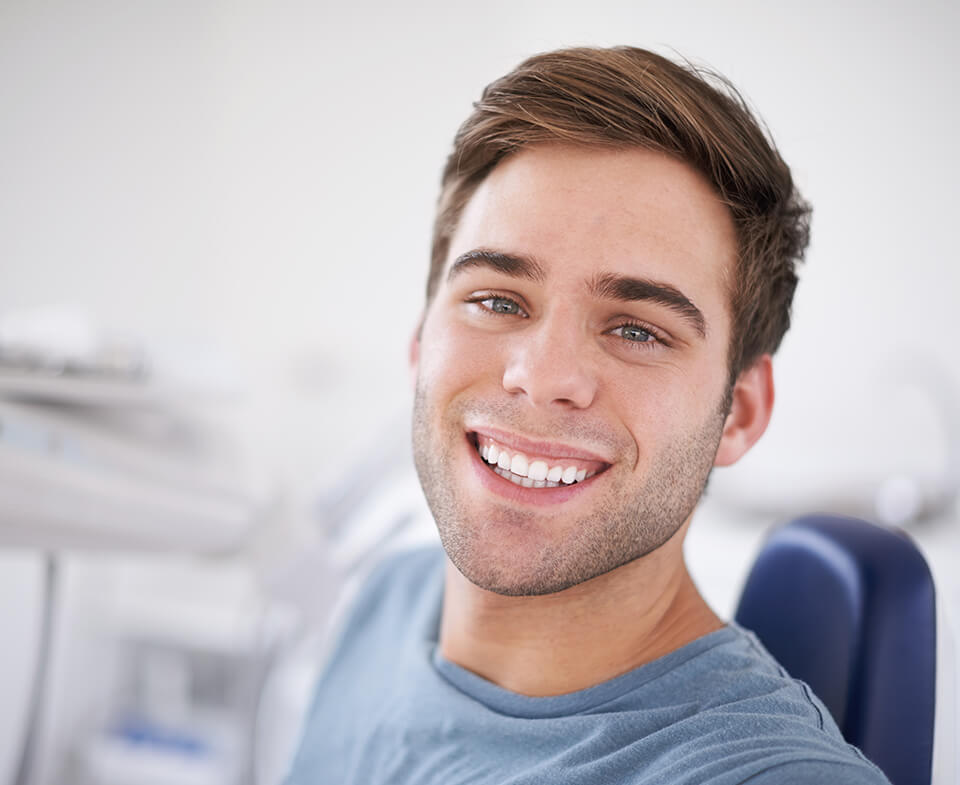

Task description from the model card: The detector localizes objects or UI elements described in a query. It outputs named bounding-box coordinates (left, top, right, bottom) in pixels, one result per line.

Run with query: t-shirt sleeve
left=740, top=758, right=892, bottom=785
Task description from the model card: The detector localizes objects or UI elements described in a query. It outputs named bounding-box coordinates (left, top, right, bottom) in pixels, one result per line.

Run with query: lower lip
left=466, top=435, right=600, bottom=507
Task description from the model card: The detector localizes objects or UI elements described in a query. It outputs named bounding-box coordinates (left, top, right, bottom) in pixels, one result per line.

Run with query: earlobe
left=713, top=355, right=775, bottom=467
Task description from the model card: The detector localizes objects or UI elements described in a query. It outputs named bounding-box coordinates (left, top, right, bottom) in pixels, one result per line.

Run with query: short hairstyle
left=426, top=46, right=811, bottom=381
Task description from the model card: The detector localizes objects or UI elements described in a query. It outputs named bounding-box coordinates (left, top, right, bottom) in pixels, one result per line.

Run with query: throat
left=438, top=551, right=723, bottom=697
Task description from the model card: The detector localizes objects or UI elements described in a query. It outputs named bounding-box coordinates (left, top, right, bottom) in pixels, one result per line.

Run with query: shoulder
left=670, top=624, right=840, bottom=730
left=619, top=625, right=891, bottom=784
left=354, top=544, right=445, bottom=614
left=299, top=544, right=445, bottom=711
left=329, top=544, right=445, bottom=647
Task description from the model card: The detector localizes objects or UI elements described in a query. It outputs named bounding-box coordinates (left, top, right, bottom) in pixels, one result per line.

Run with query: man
left=285, top=47, right=890, bottom=784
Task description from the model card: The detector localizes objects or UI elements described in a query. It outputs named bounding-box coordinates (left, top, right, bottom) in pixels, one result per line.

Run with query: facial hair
left=412, top=380, right=729, bottom=597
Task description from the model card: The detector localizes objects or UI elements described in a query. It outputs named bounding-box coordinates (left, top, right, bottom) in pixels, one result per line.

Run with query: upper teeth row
left=479, top=442, right=592, bottom=485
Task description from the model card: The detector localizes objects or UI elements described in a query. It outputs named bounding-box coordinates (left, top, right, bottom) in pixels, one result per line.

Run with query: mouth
left=467, top=430, right=611, bottom=490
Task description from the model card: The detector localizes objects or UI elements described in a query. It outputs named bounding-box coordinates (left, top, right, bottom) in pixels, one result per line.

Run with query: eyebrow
left=589, top=272, right=707, bottom=337
left=447, top=249, right=546, bottom=283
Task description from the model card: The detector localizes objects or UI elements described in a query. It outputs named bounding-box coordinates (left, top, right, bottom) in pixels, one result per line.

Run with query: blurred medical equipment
left=736, top=515, right=956, bottom=785
left=0, top=397, right=263, bottom=552
left=0, top=306, right=261, bottom=551
left=78, top=559, right=297, bottom=785
left=0, top=308, right=283, bottom=785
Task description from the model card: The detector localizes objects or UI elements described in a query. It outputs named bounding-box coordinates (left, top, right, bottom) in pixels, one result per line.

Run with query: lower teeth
left=493, top=465, right=563, bottom=488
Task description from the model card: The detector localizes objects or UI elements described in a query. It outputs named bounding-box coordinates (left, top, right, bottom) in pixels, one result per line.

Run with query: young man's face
left=412, top=144, right=741, bottom=596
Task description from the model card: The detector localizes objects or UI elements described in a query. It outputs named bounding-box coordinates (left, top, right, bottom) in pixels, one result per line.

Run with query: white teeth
left=528, top=460, right=548, bottom=481
left=510, top=454, right=529, bottom=477
left=495, top=466, right=528, bottom=487
left=476, top=437, right=601, bottom=489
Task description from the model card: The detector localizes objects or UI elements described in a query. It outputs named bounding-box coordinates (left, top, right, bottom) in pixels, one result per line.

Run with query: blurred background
left=1, top=0, right=958, bottom=783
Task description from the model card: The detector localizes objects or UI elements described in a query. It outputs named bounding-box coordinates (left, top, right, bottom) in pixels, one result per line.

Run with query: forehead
left=445, top=144, right=737, bottom=322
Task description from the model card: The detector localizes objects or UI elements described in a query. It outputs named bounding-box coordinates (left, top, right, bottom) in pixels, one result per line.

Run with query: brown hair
left=427, top=46, right=810, bottom=381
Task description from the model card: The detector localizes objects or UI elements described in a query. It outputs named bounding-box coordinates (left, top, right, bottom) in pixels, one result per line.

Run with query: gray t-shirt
left=284, top=547, right=890, bottom=784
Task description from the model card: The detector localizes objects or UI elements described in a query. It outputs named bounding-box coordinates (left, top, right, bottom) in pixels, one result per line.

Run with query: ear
left=713, top=354, right=775, bottom=467
left=408, top=315, right=424, bottom=389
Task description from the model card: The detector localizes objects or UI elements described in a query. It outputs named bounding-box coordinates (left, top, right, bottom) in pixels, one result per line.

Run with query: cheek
left=418, top=311, right=500, bottom=395
left=610, top=383, right=676, bottom=444
left=605, top=364, right=720, bottom=444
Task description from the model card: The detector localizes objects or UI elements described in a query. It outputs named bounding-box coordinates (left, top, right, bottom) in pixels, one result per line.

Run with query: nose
left=501, top=316, right=598, bottom=410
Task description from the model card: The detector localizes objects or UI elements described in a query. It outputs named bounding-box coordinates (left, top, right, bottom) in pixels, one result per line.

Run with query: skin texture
left=410, top=144, right=774, bottom=696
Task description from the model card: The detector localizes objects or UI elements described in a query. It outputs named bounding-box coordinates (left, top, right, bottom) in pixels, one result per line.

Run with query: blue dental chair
left=735, top=515, right=938, bottom=785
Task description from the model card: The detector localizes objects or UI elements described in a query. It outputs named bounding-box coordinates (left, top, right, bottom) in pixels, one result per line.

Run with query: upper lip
left=468, top=425, right=613, bottom=464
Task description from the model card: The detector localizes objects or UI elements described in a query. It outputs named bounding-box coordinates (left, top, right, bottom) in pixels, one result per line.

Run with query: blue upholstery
left=735, top=515, right=937, bottom=785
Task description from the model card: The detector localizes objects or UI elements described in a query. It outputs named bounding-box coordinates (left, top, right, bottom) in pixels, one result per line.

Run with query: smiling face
left=412, top=144, right=744, bottom=596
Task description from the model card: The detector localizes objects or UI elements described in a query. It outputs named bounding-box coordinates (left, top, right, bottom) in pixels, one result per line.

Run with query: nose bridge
left=501, top=307, right=598, bottom=409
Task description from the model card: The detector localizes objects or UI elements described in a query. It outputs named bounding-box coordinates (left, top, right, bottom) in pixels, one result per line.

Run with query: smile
left=471, top=432, right=608, bottom=489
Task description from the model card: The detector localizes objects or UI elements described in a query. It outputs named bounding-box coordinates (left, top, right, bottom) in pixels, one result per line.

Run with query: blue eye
left=488, top=297, right=520, bottom=315
left=466, top=294, right=528, bottom=317
left=617, top=324, right=654, bottom=342
left=607, top=322, right=666, bottom=352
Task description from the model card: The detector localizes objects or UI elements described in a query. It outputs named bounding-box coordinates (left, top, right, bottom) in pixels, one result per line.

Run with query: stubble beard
left=412, top=381, right=729, bottom=597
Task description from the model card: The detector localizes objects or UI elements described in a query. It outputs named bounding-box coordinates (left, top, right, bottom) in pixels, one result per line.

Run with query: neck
left=438, top=524, right=722, bottom=697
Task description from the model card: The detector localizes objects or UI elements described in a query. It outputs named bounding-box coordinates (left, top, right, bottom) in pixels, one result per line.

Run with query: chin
left=439, top=518, right=640, bottom=598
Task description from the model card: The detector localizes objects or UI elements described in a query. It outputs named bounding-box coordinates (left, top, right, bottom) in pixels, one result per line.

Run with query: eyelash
left=463, top=292, right=669, bottom=350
